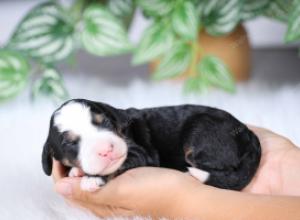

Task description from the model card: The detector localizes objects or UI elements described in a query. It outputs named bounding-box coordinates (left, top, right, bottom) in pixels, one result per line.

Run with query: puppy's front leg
left=80, top=176, right=105, bottom=192
left=69, top=167, right=105, bottom=192
left=115, top=143, right=159, bottom=176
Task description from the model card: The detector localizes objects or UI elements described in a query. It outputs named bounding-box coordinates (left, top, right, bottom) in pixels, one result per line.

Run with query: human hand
left=53, top=160, right=201, bottom=218
left=52, top=125, right=300, bottom=218
left=243, top=126, right=300, bottom=195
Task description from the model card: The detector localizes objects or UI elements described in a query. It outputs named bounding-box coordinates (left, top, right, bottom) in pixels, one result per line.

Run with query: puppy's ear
left=42, top=141, right=53, bottom=176
left=96, top=103, right=128, bottom=126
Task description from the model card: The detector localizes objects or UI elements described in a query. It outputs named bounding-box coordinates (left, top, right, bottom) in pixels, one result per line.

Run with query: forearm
left=175, top=185, right=300, bottom=220
left=279, top=147, right=300, bottom=195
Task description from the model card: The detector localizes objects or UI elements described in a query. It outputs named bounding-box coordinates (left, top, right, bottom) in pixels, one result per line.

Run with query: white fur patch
left=188, top=167, right=210, bottom=182
left=80, top=176, right=104, bottom=192
left=54, top=101, right=128, bottom=176
left=54, top=101, right=96, bottom=135
left=79, top=130, right=127, bottom=175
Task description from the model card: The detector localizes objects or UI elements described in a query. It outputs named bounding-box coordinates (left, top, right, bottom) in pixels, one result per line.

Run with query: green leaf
left=136, top=0, right=174, bottom=17
left=201, top=0, right=242, bottom=36
left=172, top=1, right=199, bottom=40
left=264, top=0, right=293, bottom=22
left=195, top=0, right=207, bottom=17
left=0, top=50, right=29, bottom=101
left=198, top=56, right=235, bottom=92
left=108, top=0, right=133, bottom=18
left=241, top=0, right=270, bottom=20
left=183, top=76, right=208, bottom=94
left=133, top=22, right=175, bottom=65
left=108, top=0, right=134, bottom=28
left=285, top=0, right=300, bottom=42
left=32, top=68, right=68, bottom=103
left=152, top=41, right=192, bottom=80
left=81, top=4, right=132, bottom=56
left=9, top=2, right=75, bottom=63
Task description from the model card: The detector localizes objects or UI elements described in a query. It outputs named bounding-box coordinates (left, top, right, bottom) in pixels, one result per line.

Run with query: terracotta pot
left=150, top=24, right=251, bottom=81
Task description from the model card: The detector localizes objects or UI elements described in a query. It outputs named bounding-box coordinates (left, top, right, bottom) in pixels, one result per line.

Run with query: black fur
left=42, top=99, right=261, bottom=190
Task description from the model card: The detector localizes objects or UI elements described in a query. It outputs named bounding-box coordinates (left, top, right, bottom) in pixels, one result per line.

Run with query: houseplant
left=0, top=0, right=299, bottom=102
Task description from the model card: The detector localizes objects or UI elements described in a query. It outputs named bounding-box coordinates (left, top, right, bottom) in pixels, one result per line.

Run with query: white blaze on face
left=54, top=101, right=128, bottom=175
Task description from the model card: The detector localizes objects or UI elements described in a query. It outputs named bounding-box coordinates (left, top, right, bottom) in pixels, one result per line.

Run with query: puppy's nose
left=97, top=143, right=114, bottom=158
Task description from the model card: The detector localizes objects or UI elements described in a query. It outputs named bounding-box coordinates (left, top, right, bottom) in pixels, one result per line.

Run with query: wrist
left=162, top=179, right=211, bottom=219
left=151, top=175, right=203, bottom=219
left=278, top=147, right=300, bottom=196
left=136, top=173, right=201, bottom=219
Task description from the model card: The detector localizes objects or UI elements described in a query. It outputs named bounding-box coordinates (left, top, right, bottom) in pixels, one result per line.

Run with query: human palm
left=243, top=126, right=300, bottom=195
left=53, top=126, right=300, bottom=218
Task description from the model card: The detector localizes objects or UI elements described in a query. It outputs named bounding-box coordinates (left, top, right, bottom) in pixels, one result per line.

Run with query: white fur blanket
left=0, top=52, right=299, bottom=219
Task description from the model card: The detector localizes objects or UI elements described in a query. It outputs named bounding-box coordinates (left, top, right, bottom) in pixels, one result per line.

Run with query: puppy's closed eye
left=62, top=131, right=80, bottom=145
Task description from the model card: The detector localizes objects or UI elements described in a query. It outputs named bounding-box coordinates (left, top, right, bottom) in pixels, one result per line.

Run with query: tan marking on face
left=184, top=147, right=195, bottom=166
left=62, top=158, right=73, bottom=167
left=93, top=114, right=104, bottom=124
left=65, top=131, right=79, bottom=142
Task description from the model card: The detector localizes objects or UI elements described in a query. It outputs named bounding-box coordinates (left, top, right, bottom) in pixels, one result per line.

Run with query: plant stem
left=188, top=40, right=199, bottom=77
left=197, top=41, right=205, bottom=57
left=70, top=0, right=86, bottom=22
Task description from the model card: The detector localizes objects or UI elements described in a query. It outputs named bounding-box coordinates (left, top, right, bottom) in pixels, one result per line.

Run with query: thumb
left=55, top=177, right=80, bottom=197
left=55, top=177, right=117, bottom=205
left=55, top=178, right=96, bottom=203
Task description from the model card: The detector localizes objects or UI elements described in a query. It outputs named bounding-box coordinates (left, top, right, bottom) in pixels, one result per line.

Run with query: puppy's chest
left=149, top=135, right=187, bottom=171
left=158, top=151, right=187, bottom=171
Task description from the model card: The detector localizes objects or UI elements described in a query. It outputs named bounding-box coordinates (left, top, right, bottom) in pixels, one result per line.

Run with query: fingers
left=85, top=204, right=135, bottom=218
left=247, top=124, right=269, bottom=135
left=55, top=177, right=136, bottom=218
left=247, top=124, right=286, bottom=139
left=52, top=159, right=68, bottom=182
left=52, top=161, right=134, bottom=207
left=65, top=193, right=135, bottom=218
left=55, top=177, right=119, bottom=206
left=247, top=124, right=279, bottom=140
left=247, top=124, right=296, bottom=146
left=247, top=124, right=262, bottom=132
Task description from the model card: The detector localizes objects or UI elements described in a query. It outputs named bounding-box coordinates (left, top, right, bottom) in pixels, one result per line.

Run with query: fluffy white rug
left=0, top=51, right=299, bottom=220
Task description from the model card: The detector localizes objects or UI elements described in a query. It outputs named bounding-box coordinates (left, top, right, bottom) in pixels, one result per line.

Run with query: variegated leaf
left=172, top=1, right=199, bottom=40
left=0, top=50, right=29, bottom=101
left=136, top=0, right=174, bottom=17
left=81, top=4, right=132, bottom=56
left=285, top=0, right=300, bottom=42
left=183, top=76, right=208, bottom=94
left=202, top=0, right=242, bottom=36
left=9, top=2, right=75, bottom=63
left=133, top=22, right=174, bottom=65
left=108, top=0, right=133, bottom=18
left=195, top=0, right=206, bottom=17
left=32, top=68, right=68, bottom=102
left=152, top=42, right=192, bottom=80
left=264, top=0, right=293, bottom=22
left=241, top=0, right=270, bottom=20
left=198, top=56, right=235, bottom=92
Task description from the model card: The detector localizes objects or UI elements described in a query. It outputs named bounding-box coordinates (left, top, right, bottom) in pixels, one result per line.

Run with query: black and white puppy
left=42, top=99, right=261, bottom=192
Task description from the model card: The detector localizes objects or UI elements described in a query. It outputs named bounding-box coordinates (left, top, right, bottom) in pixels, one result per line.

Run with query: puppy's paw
left=68, top=167, right=84, bottom=177
left=187, top=167, right=210, bottom=183
left=80, top=176, right=105, bottom=192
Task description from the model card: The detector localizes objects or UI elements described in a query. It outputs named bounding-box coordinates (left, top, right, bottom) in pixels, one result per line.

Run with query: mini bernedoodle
left=42, top=99, right=261, bottom=192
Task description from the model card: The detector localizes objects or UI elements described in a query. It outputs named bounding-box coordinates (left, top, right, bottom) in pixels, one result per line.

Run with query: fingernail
left=56, top=182, right=72, bottom=196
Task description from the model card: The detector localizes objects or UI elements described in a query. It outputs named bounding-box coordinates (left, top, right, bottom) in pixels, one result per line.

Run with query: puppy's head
left=42, top=99, right=128, bottom=176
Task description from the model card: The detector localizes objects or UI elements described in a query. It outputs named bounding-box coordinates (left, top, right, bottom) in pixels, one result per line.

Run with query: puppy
left=42, top=99, right=261, bottom=192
